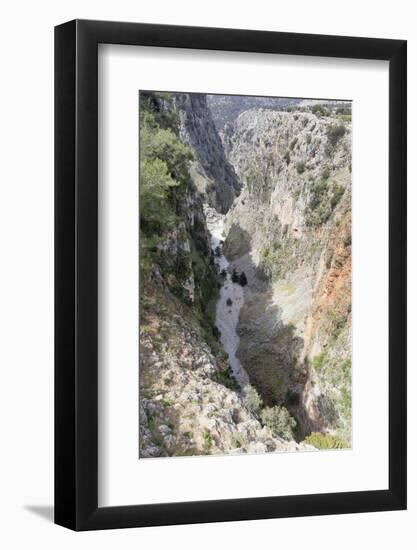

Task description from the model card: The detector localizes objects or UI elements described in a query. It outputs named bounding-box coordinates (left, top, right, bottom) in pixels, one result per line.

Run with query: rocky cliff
left=222, top=108, right=352, bottom=443
left=207, top=94, right=297, bottom=132
left=139, top=92, right=351, bottom=458
left=139, top=92, right=313, bottom=457
left=174, top=93, right=241, bottom=213
left=140, top=280, right=312, bottom=457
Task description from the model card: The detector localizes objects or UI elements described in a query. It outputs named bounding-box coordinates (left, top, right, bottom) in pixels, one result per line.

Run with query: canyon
left=139, top=92, right=352, bottom=457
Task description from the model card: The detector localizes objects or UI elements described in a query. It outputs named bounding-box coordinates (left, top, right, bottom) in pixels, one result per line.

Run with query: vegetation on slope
left=139, top=92, right=226, bottom=371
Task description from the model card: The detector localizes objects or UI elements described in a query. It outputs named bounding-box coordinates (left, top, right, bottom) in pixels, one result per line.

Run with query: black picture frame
left=55, top=19, right=407, bottom=531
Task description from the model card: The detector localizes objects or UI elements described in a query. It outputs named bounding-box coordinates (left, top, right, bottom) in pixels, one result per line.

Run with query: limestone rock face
left=174, top=93, right=241, bottom=213
left=222, top=109, right=352, bottom=441
left=140, top=92, right=352, bottom=456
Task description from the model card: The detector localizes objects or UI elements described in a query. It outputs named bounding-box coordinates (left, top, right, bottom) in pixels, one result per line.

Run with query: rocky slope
left=207, top=94, right=298, bottom=132
left=174, top=93, right=241, bottom=213
left=139, top=92, right=314, bottom=458
left=222, top=108, right=352, bottom=443
left=139, top=90, right=352, bottom=456
left=140, top=281, right=312, bottom=457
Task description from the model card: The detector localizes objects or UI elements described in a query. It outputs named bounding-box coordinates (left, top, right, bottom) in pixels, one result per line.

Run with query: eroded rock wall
left=223, top=109, right=352, bottom=441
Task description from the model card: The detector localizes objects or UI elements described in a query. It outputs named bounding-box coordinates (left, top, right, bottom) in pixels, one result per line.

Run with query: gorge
left=139, top=91, right=352, bottom=458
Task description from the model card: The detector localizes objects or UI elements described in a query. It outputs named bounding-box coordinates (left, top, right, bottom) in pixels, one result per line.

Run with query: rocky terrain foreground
left=140, top=283, right=313, bottom=457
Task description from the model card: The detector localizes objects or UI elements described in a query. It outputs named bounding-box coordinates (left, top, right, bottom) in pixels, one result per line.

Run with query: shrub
left=212, top=325, right=221, bottom=340
left=330, top=183, right=345, bottom=209
left=321, top=166, right=330, bottom=180
left=312, top=104, right=329, bottom=117
left=284, top=150, right=291, bottom=165
left=304, top=432, right=347, bottom=449
left=261, top=406, right=296, bottom=441
left=296, top=161, right=306, bottom=174
left=326, top=251, right=333, bottom=269
left=312, top=352, right=327, bottom=373
left=336, top=105, right=351, bottom=116
left=326, top=123, right=346, bottom=147
left=140, top=124, right=193, bottom=184
left=289, top=137, right=298, bottom=151
left=243, top=384, right=263, bottom=414
left=140, top=158, right=179, bottom=234
left=239, top=272, right=248, bottom=286
left=203, top=431, right=213, bottom=451
left=213, top=368, right=239, bottom=391
left=305, top=178, right=342, bottom=227
left=286, top=389, right=300, bottom=406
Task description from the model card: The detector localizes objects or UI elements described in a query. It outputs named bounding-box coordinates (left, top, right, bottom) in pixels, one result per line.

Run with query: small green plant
left=261, top=406, right=296, bottom=441
left=304, top=432, right=347, bottom=449
left=243, top=384, right=263, bottom=414
left=262, top=245, right=270, bottom=259
left=306, top=133, right=312, bottom=144
left=313, top=352, right=327, bottom=373
left=203, top=431, right=213, bottom=451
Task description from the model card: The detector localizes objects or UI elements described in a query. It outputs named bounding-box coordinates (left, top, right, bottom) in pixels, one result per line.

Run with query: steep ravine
left=221, top=109, right=352, bottom=443
left=139, top=91, right=314, bottom=458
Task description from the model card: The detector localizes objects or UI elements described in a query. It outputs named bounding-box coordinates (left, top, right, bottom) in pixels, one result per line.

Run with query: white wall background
left=0, top=1, right=414, bottom=548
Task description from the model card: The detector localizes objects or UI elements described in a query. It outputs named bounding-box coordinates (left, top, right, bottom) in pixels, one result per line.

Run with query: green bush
left=326, top=123, right=346, bottom=147
left=336, top=105, right=351, bottom=116
left=331, top=183, right=345, bottom=209
left=304, top=432, right=347, bottom=449
left=305, top=178, right=344, bottom=227
left=213, top=368, right=239, bottom=391
left=261, top=406, right=296, bottom=441
left=140, top=158, right=179, bottom=234
left=243, top=384, right=263, bottom=414
left=284, top=150, right=290, bottom=165
left=296, top=161, right=306, bottom=174
left=309, top=179, right=328, bottom=210
left=312, top=352, right=327, bottom=373
left=203, top=431, right=213, bottom=451
left=312, top=104, right=329, bottom=117
left=141, top=125, right=193, bottom=184
left=321, top=166, right=330, bottom=180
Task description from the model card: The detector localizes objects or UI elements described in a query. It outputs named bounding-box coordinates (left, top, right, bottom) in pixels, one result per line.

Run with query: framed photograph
left=55, top=20, right=407, bottom=530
